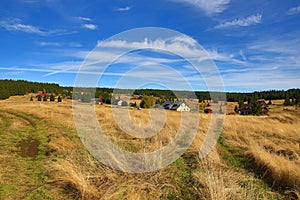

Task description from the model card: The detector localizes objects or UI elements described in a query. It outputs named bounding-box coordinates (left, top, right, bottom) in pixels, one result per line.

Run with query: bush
left=43, top=96, right=47, bottom=101
left=267, top=100, right=272, bottom=105
left=58, top=96, right=62, bottom=102
left=30, top=96, right=33, bottom=101
left=50, top=95, right=55, bottom=102
left=105, top=98, right=111, bottom=104
left=130, top=102, right=137, bottom=107
left=234, top=105, right=239, bottom=114
left=140, top=96, right=156, bottom=108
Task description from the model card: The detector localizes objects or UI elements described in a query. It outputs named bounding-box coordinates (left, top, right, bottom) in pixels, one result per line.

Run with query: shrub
left=50, top=95, right=55, bottom=102
left=234, top=105, right=239, bottom=114
left=130, top=102, right=137, bottom=107
left=267, top=100, right=272, bottom=105
left=58, top=96, right=62, bottom=102
left=140, top=96, right=156, bottom=108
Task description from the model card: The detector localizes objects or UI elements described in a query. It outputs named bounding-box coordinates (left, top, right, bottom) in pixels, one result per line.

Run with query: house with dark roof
left=162, top=101, right=190, bottom=112
left=239, top=99, right=269, bottom=115
left=112, top=99, right=123, bottom=106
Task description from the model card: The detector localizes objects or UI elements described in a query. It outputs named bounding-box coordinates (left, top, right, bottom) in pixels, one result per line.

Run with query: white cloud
left=205, top=49, right=246, bottom=65
left=287, top=6, right=300, bottom=15
left=0, top=18, right=70, bottom=36
left=82, top=23, right=97, bottom=30
left=0, top=18, right=46, bottom=35
left=96, top=36, right=205, bottom=60
left=116, top=6, right=131, bottom=11
left=239, top=50, right=247, bottom=61
left=36, top=41, right=82, bottom=47
left=36, top=41, right=62, bottom=47
left=76, top=16, right=92, bottom=21
left=172, top=0, right=230, bottom=15
left=214, top=14, right=262, bottom=29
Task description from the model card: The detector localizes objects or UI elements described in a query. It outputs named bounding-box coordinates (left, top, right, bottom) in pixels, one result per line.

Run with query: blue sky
left=0, top=0, right=299, bottom=92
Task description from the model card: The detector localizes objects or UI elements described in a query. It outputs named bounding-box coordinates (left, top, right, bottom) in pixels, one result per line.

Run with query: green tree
left=140, top=96, right=156, bottom=108
left=251, top=101, right=261, bottom=115
left=130, top=102, right=137, bottom=107
left=105, top=98, right=111, bottom=104
left=58, top=96, right=62, bottom=102
left=295, top=94, right=300, bottom=105
left=267, top=100, right=272, bottom=105
left=234, top=105, right=239, bottom=114
left=50, top=94, right=55, bottom=102
left=284, top=96, right=291, bottom=106
left=155, top=99, right=162, bottom=105
left=43, top=96, right=47, bottom=101
left=291, top=98, right=295, bottom=106
left=37, top=95, right=42, bottom=101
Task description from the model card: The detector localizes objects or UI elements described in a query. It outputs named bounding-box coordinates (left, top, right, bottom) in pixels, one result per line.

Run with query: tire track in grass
left=0, top=110, right=53, bottom=199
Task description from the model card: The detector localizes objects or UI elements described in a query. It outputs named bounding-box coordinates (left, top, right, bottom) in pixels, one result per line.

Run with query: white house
left=112, top=99, right=123, bottom=106
left=162, top=101, right=190, bottom=112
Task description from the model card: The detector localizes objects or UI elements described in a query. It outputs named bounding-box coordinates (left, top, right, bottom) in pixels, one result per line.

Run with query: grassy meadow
left=0, top=94, right=299, bottom=199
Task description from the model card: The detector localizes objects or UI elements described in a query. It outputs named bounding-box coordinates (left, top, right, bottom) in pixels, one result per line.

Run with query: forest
left=1, top=79, right=299, bottom=104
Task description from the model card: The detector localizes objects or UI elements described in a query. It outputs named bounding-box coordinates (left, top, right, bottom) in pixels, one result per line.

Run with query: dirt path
left=0, top=110, right=51, bottom=199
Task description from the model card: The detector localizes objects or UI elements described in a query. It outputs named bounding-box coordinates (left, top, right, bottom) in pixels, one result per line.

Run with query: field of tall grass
left=0, top=94, right=299, bottom=199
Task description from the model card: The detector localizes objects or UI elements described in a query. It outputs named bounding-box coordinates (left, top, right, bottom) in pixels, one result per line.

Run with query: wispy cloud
left=0, top=18, right=47, bottom=35
left=287, top=6, right=300, bottom=15
left=239, top=50, right=247, bottom=61
left=171, top=0, right=230, bottom=15
left=76, top=16, right=92, bottom=21
left=0, top=18, right=69, bottom=36
left=82, top=23, right=97, bottom=30
left=35, top=41, right=82, bottom=47
left=36, top=41, right=62, bottom=47
left=214, top=13, right=262, bottom=29
left=116, top=6, right=131, bottom=11
left=206, top=49, right=246, bottom=65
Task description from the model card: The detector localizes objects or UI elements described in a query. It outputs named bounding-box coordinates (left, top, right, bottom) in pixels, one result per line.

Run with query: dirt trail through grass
left=0, top=109, right=51, bottom=199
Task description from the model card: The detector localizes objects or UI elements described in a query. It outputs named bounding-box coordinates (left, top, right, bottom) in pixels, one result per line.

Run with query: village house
left=239, top=99, right=269, bottom=115
left=36, top=90, right=56, bottom=98
left=162, top=101, right=190, bottom=112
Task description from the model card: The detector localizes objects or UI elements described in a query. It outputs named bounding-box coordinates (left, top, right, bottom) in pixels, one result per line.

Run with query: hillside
left=0, top=94, right=299, bottom=199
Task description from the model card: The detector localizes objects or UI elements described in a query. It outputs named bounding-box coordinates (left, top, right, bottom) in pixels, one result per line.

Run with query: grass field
left=0, top=94, right=299, bottom=199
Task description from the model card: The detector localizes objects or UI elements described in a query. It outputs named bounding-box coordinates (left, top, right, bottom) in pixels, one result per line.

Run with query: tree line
left=0, top=79, right=64, bottom=100
left=1, top=79, right=300, bottom=104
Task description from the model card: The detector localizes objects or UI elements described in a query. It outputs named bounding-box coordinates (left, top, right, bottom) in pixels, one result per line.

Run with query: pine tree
left=234, top=105, right=239, bottom=114
left=50, top=94, right=55, bottom=102
left=267, top=100, right=272, bottom=105
left=291, top=98, right=295, bottom=106
left=284, top=96, right=291, bottom=106
left=295, top=94, right=300, bottom=105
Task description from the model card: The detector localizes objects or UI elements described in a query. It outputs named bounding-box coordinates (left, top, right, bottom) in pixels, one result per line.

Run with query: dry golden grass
left=1, top=94, right=299, bottom=199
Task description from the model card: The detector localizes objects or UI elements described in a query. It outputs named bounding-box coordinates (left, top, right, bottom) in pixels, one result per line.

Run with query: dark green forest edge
left=1, top=79, right=300, bottom=105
